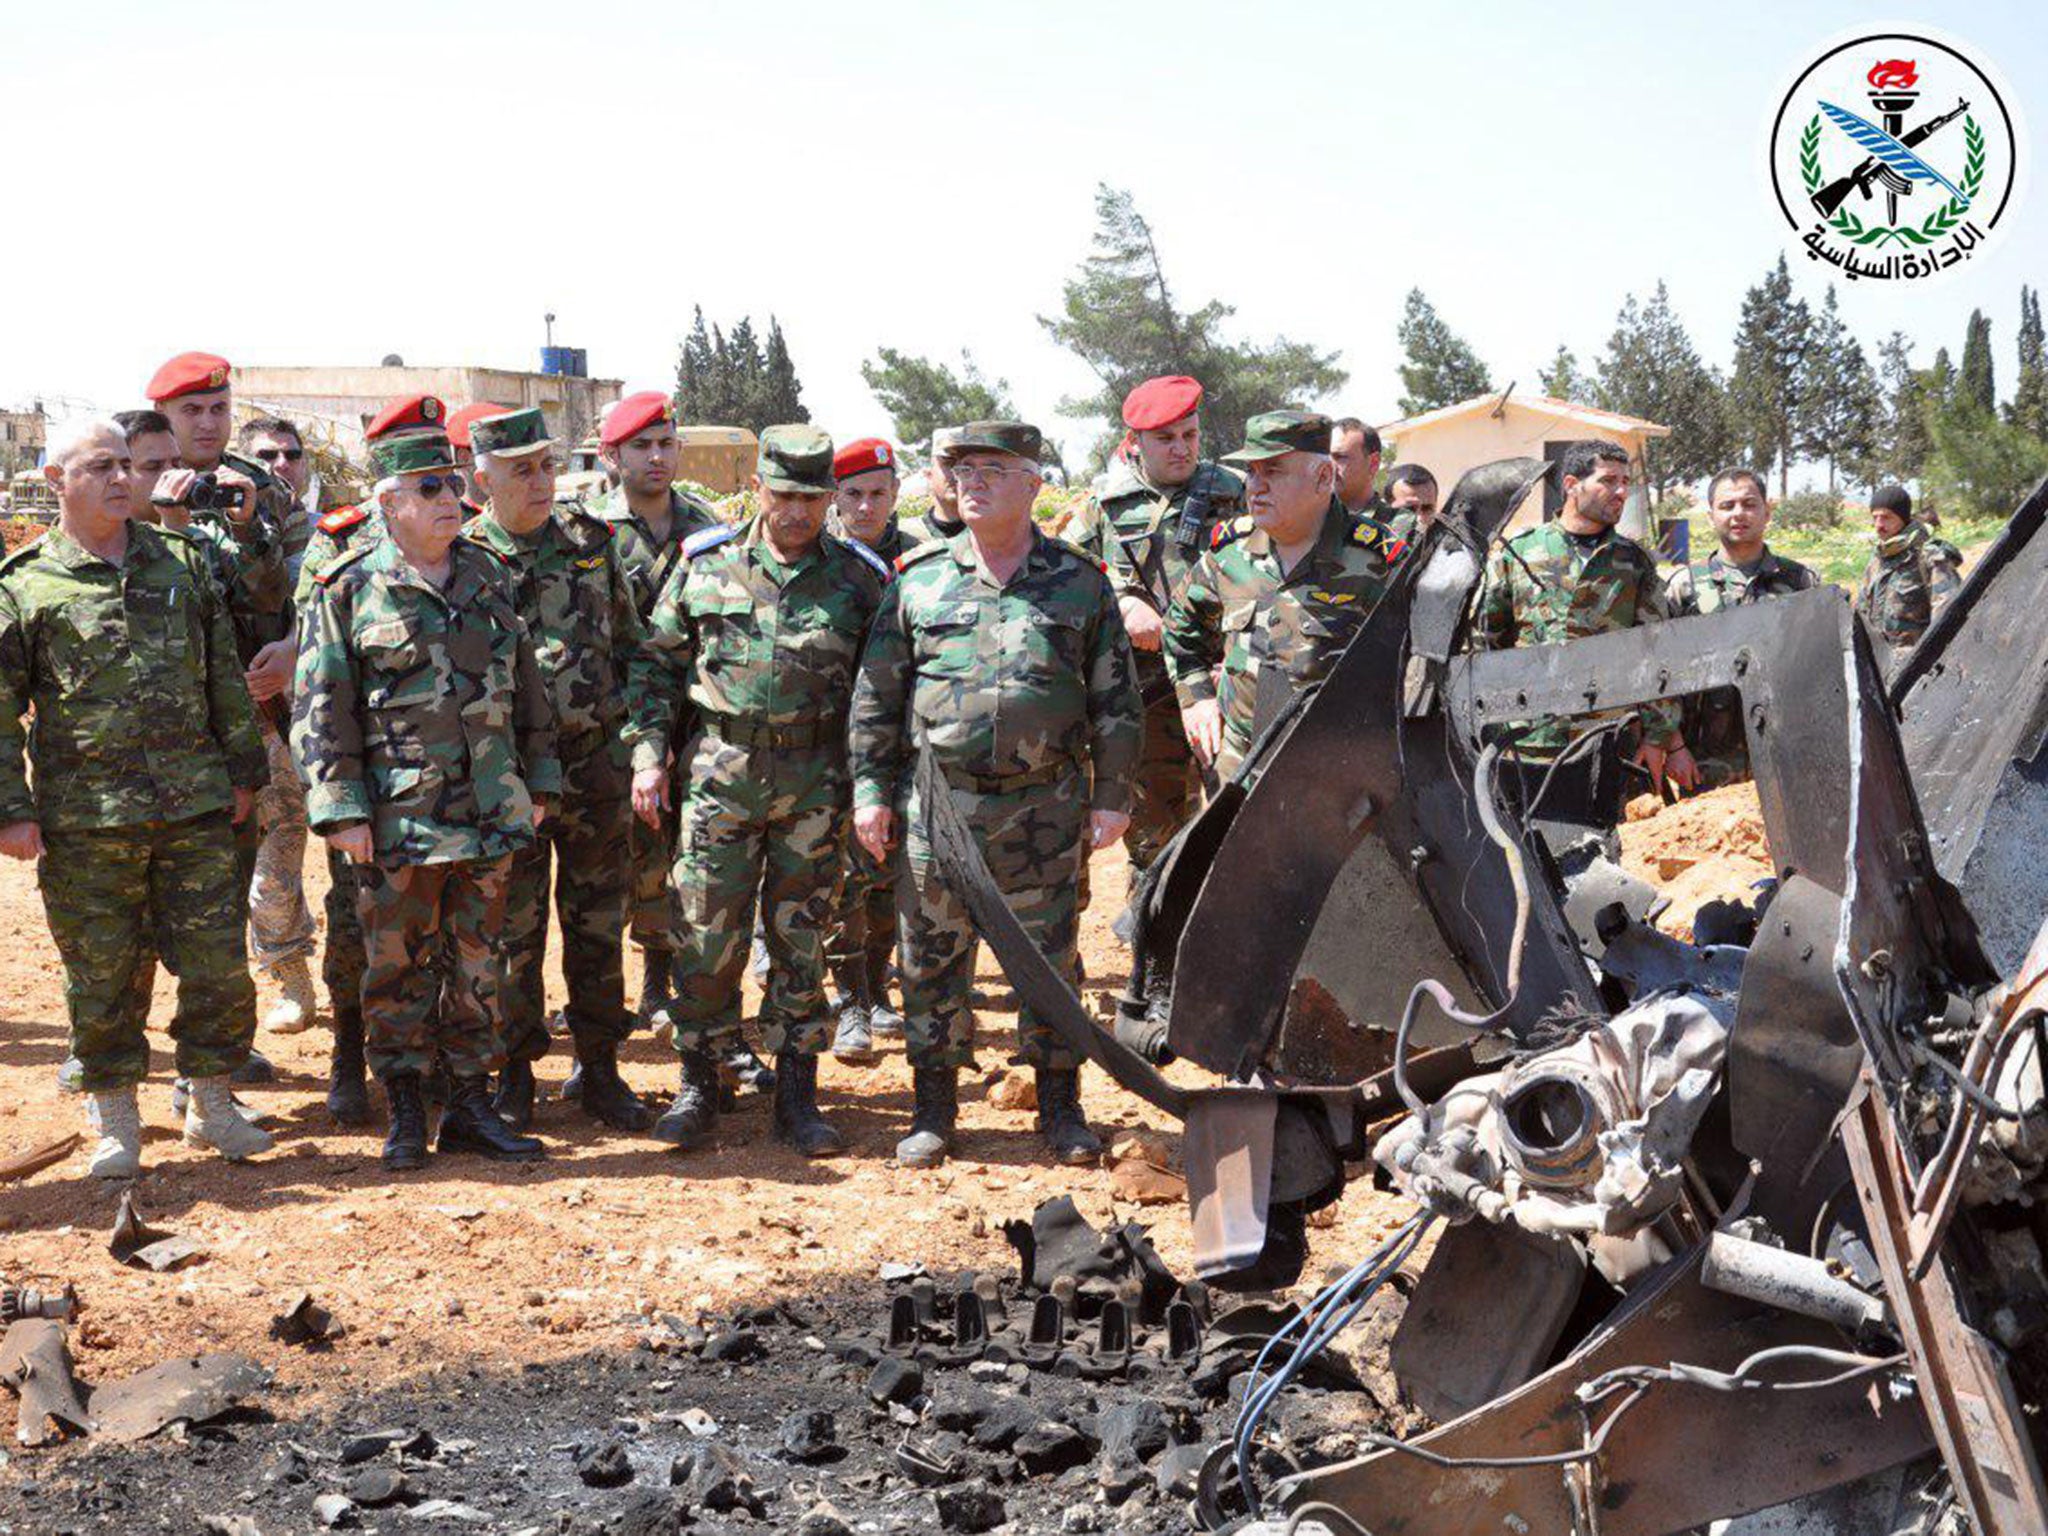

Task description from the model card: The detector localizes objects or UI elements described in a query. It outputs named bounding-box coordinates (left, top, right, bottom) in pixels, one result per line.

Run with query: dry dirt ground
left=0, top=794, right=1766, bottom=1528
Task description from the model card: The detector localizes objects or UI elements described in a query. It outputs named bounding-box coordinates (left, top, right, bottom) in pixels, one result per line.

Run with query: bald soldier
left=851, top=421, right=1142, bottom=1169
left=1, top=422, right=273, bottom=1177
left=1067, top=377, right=1243, bottom=894
left=585, top=391, right=720, bottom=1027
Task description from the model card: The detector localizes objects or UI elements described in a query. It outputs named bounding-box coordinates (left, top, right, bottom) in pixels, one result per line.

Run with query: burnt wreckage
left=922, top=461, right=2048, bottom=1533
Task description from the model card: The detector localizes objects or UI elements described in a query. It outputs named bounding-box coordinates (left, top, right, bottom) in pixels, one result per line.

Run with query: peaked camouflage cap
left=941, top=420, right=1045, bottom=464
left=757, top=424, right=837, bottom=493
left=371, top=431, right=458, bottom=478
left=1223, top=410, right=1334, bottom=464
left=929, top=426, right=965, bottom=458
left=469, top=406, right=554, bottom=459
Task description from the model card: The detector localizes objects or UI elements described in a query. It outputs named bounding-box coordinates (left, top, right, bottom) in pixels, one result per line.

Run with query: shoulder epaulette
left=1349, top=517, right=1389, bottom=551
left=314, top=543, right=375, bottom=584
left=0, top=536, right=46, bottom=576
left=1211, top=514, right=1255, bottom=550
left=833, top=535, right=893, bottom=581
left=456, top=532, right=514, bottom=566
left=895, top=540, right=950, bottom=574
left=318, top=503, right=369, bottom=536
left=681, top=523, right=738, bottom=561
left=559, top=502, right=612, bottom=542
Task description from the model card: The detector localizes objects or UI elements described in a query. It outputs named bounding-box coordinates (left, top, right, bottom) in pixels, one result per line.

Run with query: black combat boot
left=637, top=944, right=674, bottom=1026
left=772, top=1052, right=845, bottom=1158
left=440, top=1076, right=546, bottom=1162
left=723, top=1039, right=776, bottom=1097
left=493, top=1057, right=537, bottom=1132
left=894, top=1067, right=959, bottom=1169
left=327, top=1008, right=372, bottom=1126
left=576, top=1043, right=655, bottom=1132
left=1035, top=1068, right=1102, bottom=1165
left=651, top=1050, right=720, bottom=1150
left=381, top=1073, right=428, bottom=1171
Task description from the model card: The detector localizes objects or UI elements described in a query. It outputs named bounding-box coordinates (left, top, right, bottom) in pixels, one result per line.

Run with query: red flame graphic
left=1868, top=59, right=1919, bottom=90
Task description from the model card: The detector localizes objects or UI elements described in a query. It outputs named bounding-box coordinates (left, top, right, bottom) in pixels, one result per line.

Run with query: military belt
left=700, top=711, right=843, bottom=751
left=940, top=759, right=1077, bottom=795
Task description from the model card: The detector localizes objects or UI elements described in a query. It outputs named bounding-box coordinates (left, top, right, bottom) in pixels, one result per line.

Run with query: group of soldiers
left=0, top=352, right=1966, bottom=1183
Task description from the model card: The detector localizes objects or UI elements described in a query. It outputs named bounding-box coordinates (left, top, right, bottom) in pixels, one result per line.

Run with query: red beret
left=364, top=393, right=445, bottom=441
left=833, top=437, right=896, bottom=481
left=1121, top=375, right=1203, bottom=431
left=146, top=351, right=232, bottom=403
left=601, top=391, right=674, bottom=448
left=445, top=401, right=514, bottom=451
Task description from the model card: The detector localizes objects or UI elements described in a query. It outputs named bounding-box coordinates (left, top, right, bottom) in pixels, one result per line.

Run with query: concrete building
left=0, top=404, right=47, bottom=475
left=1379, top=390, right=1669, bottom=538
left=231, top=364, right=623, bottom=457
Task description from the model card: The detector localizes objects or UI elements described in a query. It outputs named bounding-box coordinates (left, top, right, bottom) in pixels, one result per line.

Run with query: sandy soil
left=1620, top=780, right=1775, bottom=938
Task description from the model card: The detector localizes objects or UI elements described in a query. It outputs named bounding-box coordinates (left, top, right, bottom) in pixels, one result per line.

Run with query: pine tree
left=1593, top=281, right=1733, bottom=502
left=1394, top=290, right=1492, bottom=416
left=760, top=317, right=809, bottom=426
left=1039, top=184, right=1344, bottom=466
left=1796, top=286, right=1880, bottom=493
left=675, top=307, right=718, bottom=422
left=861, top=349, right=1015, bottom=448
left=673, top=311, right=810, bottom=433
left=1728, top=255, right=1813, bottom=496
left=1875, top=332, right=1931, bottom=485
left=1960, top=309, right=1996, bottom=415
left=2009, top=286, right=2048, bottom=441
left=1538, top=345, right=1586, bottom=401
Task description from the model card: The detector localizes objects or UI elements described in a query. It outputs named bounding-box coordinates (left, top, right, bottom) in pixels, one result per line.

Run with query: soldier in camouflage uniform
left=1332, top=418, right=1391, bottom=520
left=1665, top=469, right=1819, bottom=788
left=0, top=421, right=273, bottom=1178
left=1857, top=484, right=1962, bottom=654
left=627, top=426, right=890, bottom=1157
left=897, top=426, right=968, bottom=546
left=1474, top=439, right=1699, bottom=819
left=1065, top=377, right=1242, bottom=891
left=292, top=393, right=455, bottom=1125
left=1381, top=464, right=1440, bottom=550
left=823, top=436, right=935, bottom=1064
left=463, top=406, right=652, bottom=1135
left=294, top=430, right=560, bottom=1171
left=850, top=421, right=1142, bottom=1170
left=1164, top=411, right=1398, bottom=783
left=585, top=392, right=720, bottom=1031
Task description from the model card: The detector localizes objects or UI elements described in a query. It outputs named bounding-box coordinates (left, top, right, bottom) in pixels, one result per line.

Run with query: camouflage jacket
left=897, top=505, right=963, bottom=547
left=0, top=523, right=268, bottom=832
left=849, top=529, right=1143, bottom=814
left=1474, top=520, right=1682, bottom=754
left=1856, top=521, right=1962, bottom=649
left=624, top=517, right=890, bottom=774
left=292, top=536, right=561, bottom=864
left=1385, top=509, right=1429, bottom=551
left=1067, top=457, right=1246, bottom=616
left=1163, top=500, right=1396, bottom=773
left=1666, top=548, right=1818, bottom=616
left=837, top=516, right=937, bottom=569
left=585, top=486, right=723, bottom=617
left=174, top=504, right=290, bottom=661
left=295, top=503, right=387, bottom=610
left=463, top=505, right=644, bottom=746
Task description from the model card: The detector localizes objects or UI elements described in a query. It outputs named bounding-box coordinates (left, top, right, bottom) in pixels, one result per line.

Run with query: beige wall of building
left=232, top=365, right=622, bottom=456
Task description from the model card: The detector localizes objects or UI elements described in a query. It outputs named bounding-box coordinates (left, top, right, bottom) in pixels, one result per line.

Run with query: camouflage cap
left=941, top=421, right=1044, bottom=464
left=469, top=406, right=554, bottom=460
left=371, top=431, right=458, bottom=479
left=1223, top=410, right=1334, bottom=464
left=757, top=424, right=836, bottom=493
left=929, top=426, right=965, bottom=459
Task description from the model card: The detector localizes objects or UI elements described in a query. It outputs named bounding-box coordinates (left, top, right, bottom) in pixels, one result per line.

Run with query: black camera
left=184, top=473, right=247, bottom=515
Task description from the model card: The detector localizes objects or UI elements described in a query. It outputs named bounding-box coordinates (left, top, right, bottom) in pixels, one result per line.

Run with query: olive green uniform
left=1665, top=548, right=1818, bottom=787
left=1857, top=520, right=1963, bottom=651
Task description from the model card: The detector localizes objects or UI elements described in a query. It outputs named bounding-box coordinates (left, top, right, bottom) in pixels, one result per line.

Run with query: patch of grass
left=1677, top=510, right=2009, bottom=586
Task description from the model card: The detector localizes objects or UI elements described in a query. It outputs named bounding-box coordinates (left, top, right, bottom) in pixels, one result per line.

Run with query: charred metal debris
left=927, top=466, right=2048, bottom=1533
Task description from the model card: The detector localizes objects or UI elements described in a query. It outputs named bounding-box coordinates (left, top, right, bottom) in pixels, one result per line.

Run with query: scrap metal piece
left=1699, top=1229, right=1890, bottom=1334
left=1389, top=1219, right=1586, bottom=1424
left=88, top=1352, right=271, bottom=1444
left=108, top=1191, right=205, bottom=1273
left=269, top=1293, right=342, bottom=1348
left=0, top=1319, right=92, bottom=1446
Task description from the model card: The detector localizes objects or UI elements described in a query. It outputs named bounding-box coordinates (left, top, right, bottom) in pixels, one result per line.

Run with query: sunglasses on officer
left=410, top=472, right=468, bottom=501
left=250, top=446, right=305, bottom=464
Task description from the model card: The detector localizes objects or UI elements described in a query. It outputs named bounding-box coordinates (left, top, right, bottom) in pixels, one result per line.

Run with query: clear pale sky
left=4, top=1, right=2039, bottom=480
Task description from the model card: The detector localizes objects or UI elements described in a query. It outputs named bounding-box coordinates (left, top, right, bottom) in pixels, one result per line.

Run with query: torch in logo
left=1810, top=58, right=1971, bottom=221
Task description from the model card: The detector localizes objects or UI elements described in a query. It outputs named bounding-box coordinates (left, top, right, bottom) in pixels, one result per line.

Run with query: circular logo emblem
left=1769, top=31, right=2020, bottom=283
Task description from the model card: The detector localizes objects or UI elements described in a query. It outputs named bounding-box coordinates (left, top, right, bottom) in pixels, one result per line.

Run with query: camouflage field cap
left=469, top=406, right=554, bottom=460
left=757, top=424, right=837, bottom=493
left=371, top=431, right=458, bottom=479
left=1223, top=410, right=1334, bottom=464
left=942, top=421, right=1044, bottom=464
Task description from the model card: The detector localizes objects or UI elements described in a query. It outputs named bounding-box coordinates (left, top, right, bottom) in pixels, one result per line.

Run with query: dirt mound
left=1620, top=780, right=1774, bottom=939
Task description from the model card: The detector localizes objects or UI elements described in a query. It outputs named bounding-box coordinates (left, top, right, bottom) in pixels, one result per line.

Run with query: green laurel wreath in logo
left=1801, top=113, right=1987, bottom=247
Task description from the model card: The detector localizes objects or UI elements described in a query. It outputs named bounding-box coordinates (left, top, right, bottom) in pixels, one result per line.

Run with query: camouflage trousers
left=501, top=733, right=632, bottom=1062
left=321, top=847, right=367, bottom=1024
left=355, top=854, right=512, bottom=1081
left=667, top=733, right=845, bottom=1058
left=823, top=831, right=898, bottom=1009
left=1122, top=685, right=1200, bottom=888
left=901, top=771, right=1086, bottom=1073
left=248, top=726, right=316, bottom=972
left=39, top=808, right=257, bottom=1091
left=629, top=794, right=678, bottom=952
